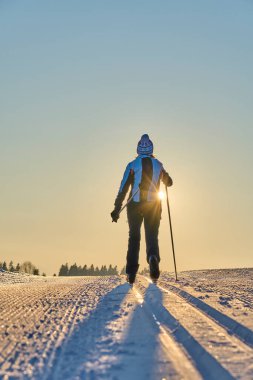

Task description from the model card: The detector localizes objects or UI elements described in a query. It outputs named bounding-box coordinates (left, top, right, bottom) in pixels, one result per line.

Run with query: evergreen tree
left=9, top=261, right=15, bottom=272
left=2, top=261, right=7, bottom=271
left=69, top=263, right=78, bottom=276
left=89, top=264, right=95, bottom=276
left=15, top=263, right=21, bottom=272
left=82, top=265, right=87, bottom=276
left=59, top=263, right=69, bottom=276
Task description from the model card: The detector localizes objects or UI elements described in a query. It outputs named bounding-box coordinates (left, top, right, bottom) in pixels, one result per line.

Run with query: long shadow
left=144, top=284, right=235, bottom=380
left=43, top=282, right=237, bottom=380
left=159, top=281, right=253, bottom=349
left=107, top=285, right=172, bottom=380
left=45, top=283, right=130, bottom=380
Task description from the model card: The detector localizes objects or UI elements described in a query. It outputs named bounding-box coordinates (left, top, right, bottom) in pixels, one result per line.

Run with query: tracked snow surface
left=0, top=268, right=253, bottom=379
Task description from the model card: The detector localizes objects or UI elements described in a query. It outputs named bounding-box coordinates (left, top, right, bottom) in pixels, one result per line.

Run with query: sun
left=158, top=191, right=165, bottom=200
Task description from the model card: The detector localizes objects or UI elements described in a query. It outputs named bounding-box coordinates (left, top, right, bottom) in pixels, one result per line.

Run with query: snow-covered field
left=0, top=269, right=253, bottom=379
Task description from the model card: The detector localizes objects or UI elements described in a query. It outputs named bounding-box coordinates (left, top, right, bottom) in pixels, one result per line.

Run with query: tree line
left=0, top=260, right=41, bottom=275
left=59, top=263, right=119, bottom=276
left=0, top=260, right=150, bottom=278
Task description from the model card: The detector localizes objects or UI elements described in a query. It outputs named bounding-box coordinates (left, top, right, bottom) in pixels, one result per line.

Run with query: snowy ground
left=0, top=269, right=253, bottom=379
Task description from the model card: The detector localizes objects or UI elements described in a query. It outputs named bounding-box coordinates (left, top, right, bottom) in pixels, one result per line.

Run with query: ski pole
left=165, top=185, right=178, bottom=281
left=118, top=188, right=140, bottom=215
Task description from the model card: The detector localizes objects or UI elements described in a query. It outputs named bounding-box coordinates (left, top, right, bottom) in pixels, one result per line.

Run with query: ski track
left=0, top=276, right=121, bottom=379
left=0, top=270, right=253, bottom=379
left=139, top=277, right=253, bottom=380
left=160, top=269, right=253, bottom=330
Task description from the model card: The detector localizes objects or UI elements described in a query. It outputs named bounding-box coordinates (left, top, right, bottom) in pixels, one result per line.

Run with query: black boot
left=149, top=255, right=160, bottom=282
left=126, top=273, right=136, bottom=285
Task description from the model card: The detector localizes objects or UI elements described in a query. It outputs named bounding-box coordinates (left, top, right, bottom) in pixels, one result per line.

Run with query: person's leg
left=144, top=202, right=162, bottom=280
left=126, top=202, right=143, bottom=276
left=144, top=201, right=162, bottom=264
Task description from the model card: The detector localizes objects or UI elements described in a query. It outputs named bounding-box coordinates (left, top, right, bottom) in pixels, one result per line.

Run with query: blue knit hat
left=137, top=134, right=153, bottom=155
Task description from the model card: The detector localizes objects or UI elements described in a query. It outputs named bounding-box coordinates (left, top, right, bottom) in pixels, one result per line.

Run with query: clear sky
left=1, top=0, right=252, bottom=275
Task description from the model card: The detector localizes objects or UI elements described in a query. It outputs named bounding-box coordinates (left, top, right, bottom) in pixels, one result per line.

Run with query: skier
left=111, top=134, right=173, bottom=284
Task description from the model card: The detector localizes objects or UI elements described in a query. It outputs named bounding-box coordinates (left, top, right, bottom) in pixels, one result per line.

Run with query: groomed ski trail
left=46, top=281, right=198, bottom=380
left=45, top=277, right=253, bottom=380
left=1, top=273, right=253, bottom=379
left=137, top=276, right=253, bottom=379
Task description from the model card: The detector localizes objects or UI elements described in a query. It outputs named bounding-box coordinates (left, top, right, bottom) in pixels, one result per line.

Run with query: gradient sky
left=1, top=0, right=253, bottom=275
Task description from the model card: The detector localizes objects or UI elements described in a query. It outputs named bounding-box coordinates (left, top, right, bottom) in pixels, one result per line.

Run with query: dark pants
left=126, top=201, right=162, bottom=275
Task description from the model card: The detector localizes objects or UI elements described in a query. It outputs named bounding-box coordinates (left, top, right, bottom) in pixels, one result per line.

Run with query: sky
left=0, top=0, right=253, bottom=275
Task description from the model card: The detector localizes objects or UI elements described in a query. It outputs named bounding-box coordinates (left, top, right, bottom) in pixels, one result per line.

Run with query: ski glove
left=162, top=172, right=173, bottom=187
left=111, top=209, right=120, bottom=223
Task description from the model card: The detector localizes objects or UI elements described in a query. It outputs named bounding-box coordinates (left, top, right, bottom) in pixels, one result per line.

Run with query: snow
left=160, top=268, right=253, bottom=330
left=0, top=269, right=253, bottom=379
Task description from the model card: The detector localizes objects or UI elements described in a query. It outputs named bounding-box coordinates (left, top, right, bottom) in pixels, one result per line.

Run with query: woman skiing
left=111, top=134, right=173, bottom=284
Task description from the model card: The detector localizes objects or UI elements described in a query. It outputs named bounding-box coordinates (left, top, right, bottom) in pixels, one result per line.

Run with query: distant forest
left=59, top=263, right=120, bottom=276
left=0, top=260, right=41, bottom=275
left=0, top=260, right=123, bottom=277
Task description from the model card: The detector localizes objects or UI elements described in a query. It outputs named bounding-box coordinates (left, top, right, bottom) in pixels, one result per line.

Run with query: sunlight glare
left=158, top=191, right=165, bottom=200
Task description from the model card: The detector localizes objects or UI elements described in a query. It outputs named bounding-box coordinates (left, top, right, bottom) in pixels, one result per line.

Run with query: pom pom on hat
left=137, top=134, right=153, bottom=155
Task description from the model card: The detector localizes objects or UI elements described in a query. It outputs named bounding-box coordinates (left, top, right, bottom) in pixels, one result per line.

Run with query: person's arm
left=111, top=164, right=133, bottom=222
left=161, top=167, right=173, bottom=187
